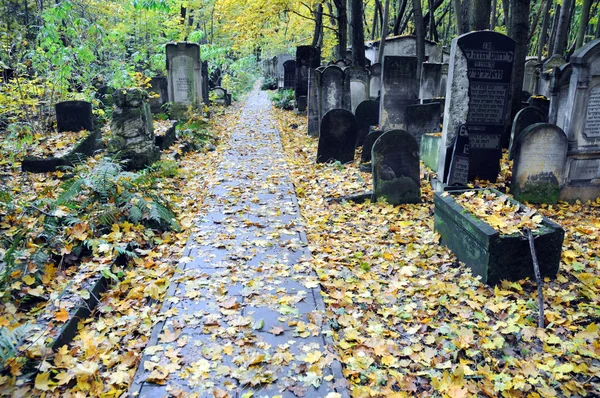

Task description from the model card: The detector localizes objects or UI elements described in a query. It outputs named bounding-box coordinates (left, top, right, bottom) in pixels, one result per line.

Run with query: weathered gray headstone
left=211, top=87, right=231, bottom=106
left=345, top=66, right=370, bottom=113
left=295, top=46, right=321, bottom=105
left=110, top=89, right=159, bottom=170
left=508, top=106, right=547, bottom=159
left=166, top=42, right=203, bottom=117
left=511, top=123, right=568, bottom=203
left=437, top=31, right=515, bottom=184
left=276, top=53, right=293, bottom=89
left=372, top=130, right=420, bottom=204
left=320, top=66, right=349, bottom=117
left=317, top=109, right=358, bottom=163
left=405, top=102, right=441, bottom=145
left=379, top=56, right=418, bottom=131
left=149, top=76, right=169, bottom=114
left=523, top=58, right=539, bottom=94
left=55, top=101, right=94, bottom=132
left=283, top=60, right=297, bottom=89
left=369, top=63, right=382, bottom=99
left=355, top=99, right=380, bottom=147
left=307, top=68, right=321, bottom=137
left=419, top=63, right=445, bottom=103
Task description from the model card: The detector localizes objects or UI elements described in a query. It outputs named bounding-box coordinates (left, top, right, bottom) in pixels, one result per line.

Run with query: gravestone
left=508, top=106, right=547, bottom=159
left=528, top=97, right=550, bottom=116
left=345, top=66, right=370, bottom=113
left=283, top=60, right=297, bottom=89
left=379, top=56, right=418, bottom=131
left=405, top=102, right=441, bottom=145
left=369, top=63, right=382, bottom=99
left=537, top=54, right=566, bottom=97
left=372, top=130, right=420, bottom=204
left=201, top=61, right=210, bottom=104
left=512, top=124, right=567, bottom=203
left=295, top=46, right=321, bottom=107
left=437, top=31, right=515, bottom=184
left=555, top=38, right=600, bottom=202
left=211, top=87, right=231, bottom=106
left=149, top=76, right=169, bottom=114
left=317, top=109, right=358, bottom=163
left=55, top=101, right=94, bottom=132
left=276, top=53, right=293, bottom=89
left=320, top=66, right=349, bottom=117
left=355, top=100, right=380, bottom=147
left=166, top=42, right=203, bottom=117
left=360, top=129, right=385, bottom=168
left=307, top=68, right=321, bottom=137
left=419, top=63, right=445, bottom=103
left=523, top=58, right=539, bottom=94
left=110, top=89, right=159, bottom=170
left=446, top=124, right=470, bottom=186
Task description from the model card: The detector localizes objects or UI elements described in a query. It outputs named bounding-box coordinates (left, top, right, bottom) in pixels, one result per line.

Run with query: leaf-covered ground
left=273, top=107, right=600, bottom=397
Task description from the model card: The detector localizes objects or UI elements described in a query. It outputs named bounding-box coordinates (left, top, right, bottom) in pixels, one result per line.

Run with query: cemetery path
left=130, top=87, right=348, bottom=398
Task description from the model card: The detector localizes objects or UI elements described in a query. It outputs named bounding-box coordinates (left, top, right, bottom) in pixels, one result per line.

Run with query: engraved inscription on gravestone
left=447, top=124, right=470, bottom=185
left=172, top=56, right=193, bottom=103
left=569, top=159, right=600, bottom=182
left=584, top=86, right=600, bottom=139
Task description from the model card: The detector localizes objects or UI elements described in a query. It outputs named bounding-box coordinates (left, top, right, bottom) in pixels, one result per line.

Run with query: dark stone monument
left=355, top=99, right=380, bottom=147
left=2, top=68, right=14, bottom=83
left=437, top=31, right=515, bottom=183
left=149, top=76, right=169, bottom=114
left=405, top=102, right=441, bottom=145
left=283, top=60, right=297, bottom=89
left=55, top=101, right=94, bottom=132
left=360, top=129, right=385, bottom=168
left=317, top=109, right=358, bottom=163
left=295, top=46, right=321, bottom=105
left=511, top=123, right=568, bottom=204
left=372, top=130, right=420, bottom=204
left=528, top=97, right=550, bottom=116
left=508, top=106, right=547, bottom=159
left=307, top=68, right=321, bottom=137
left=379, top=56, right=418, bottom=131
left=201, top=61, right=210, bottom=104
left=446, top=124, right=470, bottom=186
left=369, top=63, right=382, bottom=99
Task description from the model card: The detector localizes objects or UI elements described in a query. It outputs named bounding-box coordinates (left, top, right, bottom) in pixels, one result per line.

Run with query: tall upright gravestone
left=437, top=31, right=515, bottom=184
left=379, top=56, right=418, bottom=132
left=556, top=38, right=600, bottom=202
left=369, top=63, right=382, bottom=99
left=320, top=66, right=350, bottom=117
left=307, top=68, right=321, bottom=137
left=295, top=46, right=321, bottom=111
left=283, top=60, right=297, bottom=89
left=317, top=109, right=358, bottom=163
left=166, top=42, right=204, bottom=117
left=419, top=63, right=446, bottom=103
left=346, top=66, right=370, bottom=113
left=276, top=53, right=293, bottom=89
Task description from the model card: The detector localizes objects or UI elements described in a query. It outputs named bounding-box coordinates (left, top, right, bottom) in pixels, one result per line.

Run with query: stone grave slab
left=420, top=133, right=441, bottom=171
left=320, top=65, right=349, bottom=116
left=283, top=59, right=297, bottom=89
left=307, top=68, right=321, bottom=137
left=295, top=46, right=321, bottom=105
left=55, top=100, right=94, bottom=132
left=359, top=129, right=385, bottom=170
left=345, top=66, right=370, bottom=113
left=317, top=109, right=358, bottom=163
left=446, top=124, right=470, bottom=186
left=379, top=56, right=418, bottom=131
left=511, top=123, right=568, bottom=204
left=355, top=99, right=380, bottom=147
left=405, top=102, right=441, bottom=145
left=149, top=76, right=168, bottom=114
left=508, top=106, right=547, bottom=159
left=166, top=42, right=203, bottom=117
left=369, top=63, right=382, bottom=99
left=372, top=129, right=420, bottom=204
left=419, top=63, right=445, bottom=102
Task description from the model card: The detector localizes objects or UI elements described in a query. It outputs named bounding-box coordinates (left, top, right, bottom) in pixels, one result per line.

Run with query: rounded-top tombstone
left=316, top=109, right=358, bottom=164
left=355, top=99, right=380, bottom=147
left=360, top=129, right=385, bottom=167
left=55, top=100, right=94, bottom=132
left=372, top=129, right=420, bottom=204
left=508, top=106, right=547, bottom=159
left=321, top=65, right=348, bottom=116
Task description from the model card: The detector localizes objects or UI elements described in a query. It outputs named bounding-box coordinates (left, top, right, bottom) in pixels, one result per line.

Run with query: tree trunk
left=347, top=0, right=353, bottom=48
left=461, top=0, right=470, bottom=33
left=528, top=0, right=545, bottom=41
left=413, top=0, right=425, bottom=80
left=502, top=0, right=510, bottom=34
left=352, top=0, right=366, bottom=66
left=491, top=0, right=497, bottom=29
left=537, top=0, right=552, bottom=60
left=469, top=0, right=491, bottom=31
left=508, top=0, right=531, bottom=136
left=548, top=4, right=560, bottom=53
left=393, top=0, right=408, bottom=35
left=312, top=3, right=323, bottom=47
left=552, top=0, right=572, bottom=55
left=333, top=0, right=348, bottom=59
left=453, top=0, right=464, bottom=34
left=372, top=0, right=379, bottom=39
left=378, top=0, right=391, bottom=64
left=428, top=0, right=436, bottom=40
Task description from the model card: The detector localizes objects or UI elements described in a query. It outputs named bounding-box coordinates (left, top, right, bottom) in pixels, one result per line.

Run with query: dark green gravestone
left=316, top=109, right=358, bottom=163
left=372, top=130, right=420, bottom=204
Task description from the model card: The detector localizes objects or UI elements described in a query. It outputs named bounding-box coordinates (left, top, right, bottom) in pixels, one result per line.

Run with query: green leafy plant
left=0, top=324, right=31, bottom=369
left=269, top=89, right=295, bottom=110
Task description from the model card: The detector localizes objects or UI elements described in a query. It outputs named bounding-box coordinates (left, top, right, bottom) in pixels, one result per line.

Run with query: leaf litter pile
left=454, top=190, right=544, bottom=235
left=273, top=107, right=600, bottom=397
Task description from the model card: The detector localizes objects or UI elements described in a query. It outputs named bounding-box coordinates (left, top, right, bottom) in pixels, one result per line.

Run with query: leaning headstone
left=110, top=89, right=159, bottom=170
left=419, top=63, right=444, bottom=103
left=166, top=42, right=203, bottom=117
left=317, top=109, right=358, bottom=163
left=295, top=46, right=321, bottom=106
left=369, top=63, right=382, bottom=99
left=55, top=101, right=94, bottom=132
left=345, top=66, right=370, bottom=113
left=360, top=129, right=385, bottom=169
left=555, top=38, right=600, bottom=202
left=149, top=76, right=169, bottom=114
left=283, top=60, right=297, bottom=89
left=320, top=66, right=349, bottom=117
left=446, top=124, right=470, bottom=186
left=437, top=31, right=515, bottom=184
left=372, top=130, right=420, bottom=204
left=508, top=106, right=547, bottom=159
left=307, top=68, right=321, bottom=137
left=355, top=99, right=380, bottom=147
left=405, top=102, right=441, bottom=145
left=511, top=123, right=568, bottom=203
left=379, top=56, right=418, bottom=131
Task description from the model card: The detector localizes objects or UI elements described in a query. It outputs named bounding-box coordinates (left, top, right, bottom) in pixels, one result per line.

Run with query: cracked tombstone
left=110, top=88, right=160, bottom=170
left=372, top=129, right=420, bottom=204
left=55, top=101, right=94, bottom=132
left=508, top=106, right=547, bottom=159
left=355, top=99, right=380, bottom=147
left=166, top=42, right=203, bottom=118
left=316, top=109, right=358, bottom=163
left=511, top=123, right=568, bottom=204
left=379, top=56, right=418, bottom=132
left=437, top=31, right=515, bottom=185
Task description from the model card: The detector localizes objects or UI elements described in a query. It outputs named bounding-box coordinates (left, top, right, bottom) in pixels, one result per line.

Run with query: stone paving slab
left=129, top=87, right=347, bottom=398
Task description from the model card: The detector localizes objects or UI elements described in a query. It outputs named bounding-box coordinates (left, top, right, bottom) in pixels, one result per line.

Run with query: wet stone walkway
left=130, top=88, right=347, bottom=398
